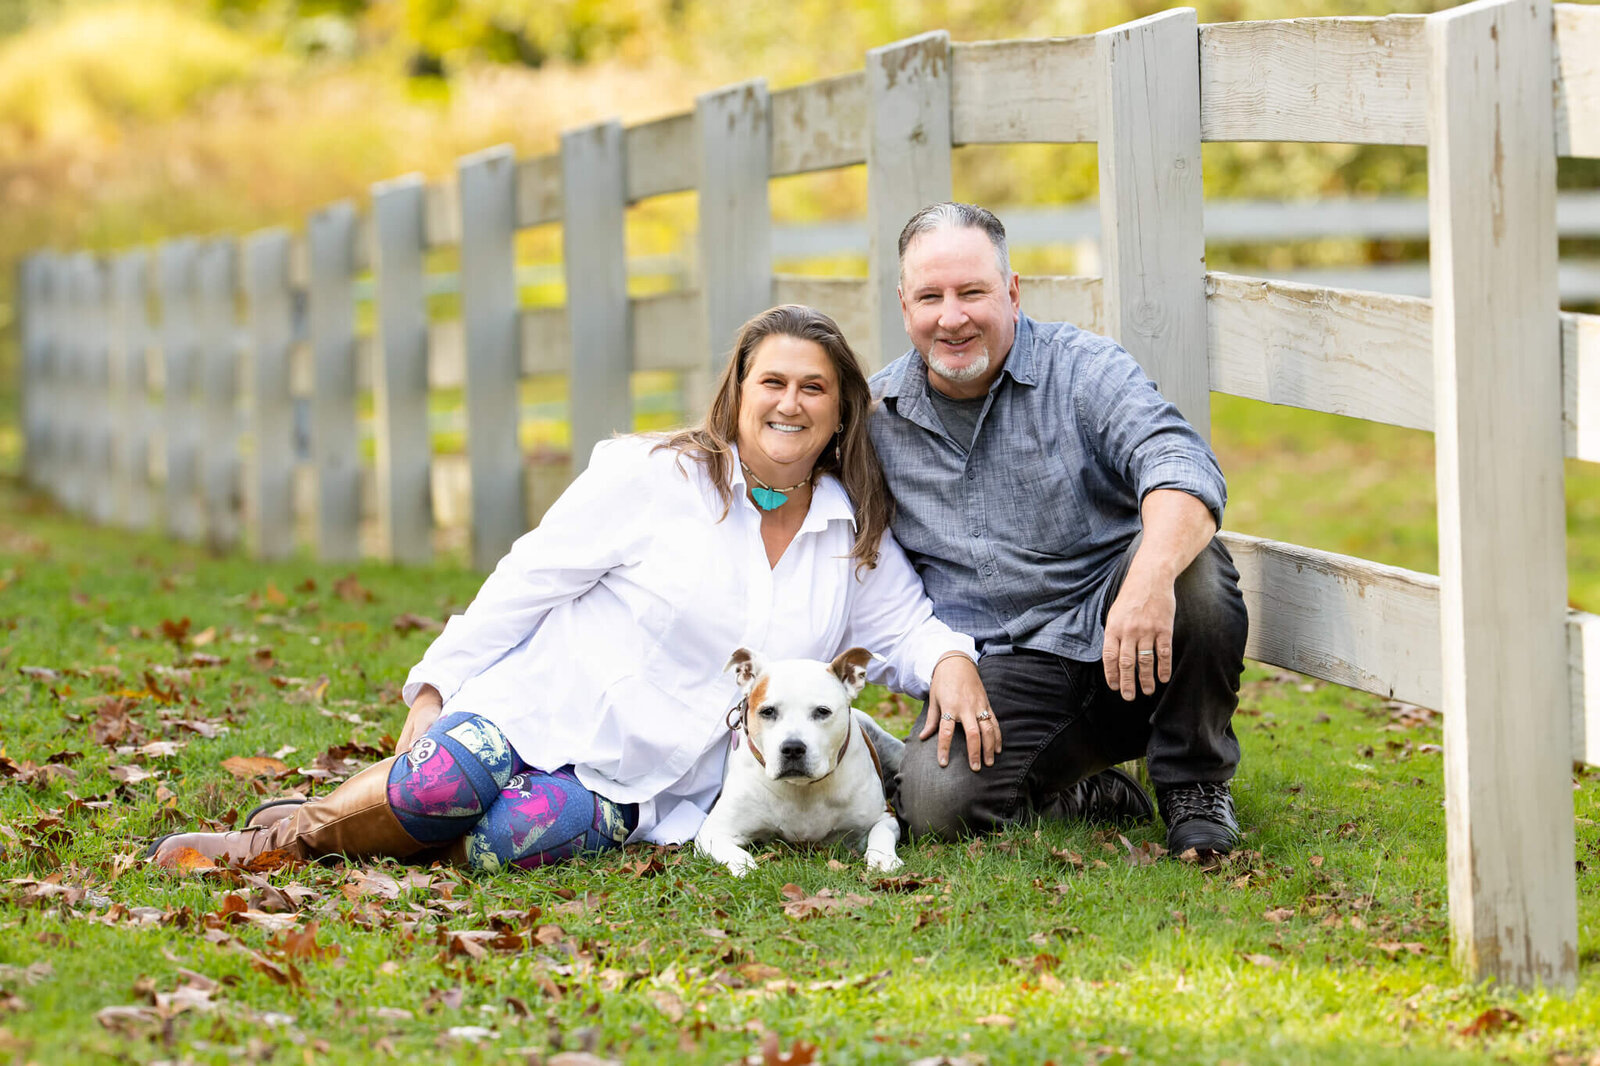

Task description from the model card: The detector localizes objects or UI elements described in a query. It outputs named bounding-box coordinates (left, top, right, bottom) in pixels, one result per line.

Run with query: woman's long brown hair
left=653, top=304, right=892, bottom=574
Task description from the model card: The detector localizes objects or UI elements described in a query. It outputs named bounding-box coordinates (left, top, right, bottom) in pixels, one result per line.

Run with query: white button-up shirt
left=404, top=436, right=976, bottom=845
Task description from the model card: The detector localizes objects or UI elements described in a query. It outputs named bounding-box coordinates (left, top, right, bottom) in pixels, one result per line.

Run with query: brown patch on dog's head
left=725, top=647, right=766, bottom=691
left=745, top=675, right=770, bottom=743
left=830, top=647, right=872, bottom=700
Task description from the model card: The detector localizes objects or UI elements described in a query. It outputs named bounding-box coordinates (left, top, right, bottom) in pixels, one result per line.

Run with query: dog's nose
left=779, top=739, right=807, bottom=762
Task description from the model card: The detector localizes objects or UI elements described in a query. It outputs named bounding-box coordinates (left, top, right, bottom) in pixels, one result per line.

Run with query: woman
left=150, top=305, right=997, bottom=872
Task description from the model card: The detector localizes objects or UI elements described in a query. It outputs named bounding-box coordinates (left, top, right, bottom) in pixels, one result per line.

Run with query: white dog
left=694, top=647, right=905, bottom=876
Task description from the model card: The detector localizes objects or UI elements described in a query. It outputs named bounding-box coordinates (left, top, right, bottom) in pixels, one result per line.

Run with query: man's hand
left=918, top=654, right=1000, bottom=771
left=395, top=684, right=443, bottom=755
left=1101, top=489, right=1218, bottom=700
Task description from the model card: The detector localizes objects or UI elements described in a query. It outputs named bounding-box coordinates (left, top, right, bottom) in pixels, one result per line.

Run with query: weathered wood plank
left=771, top=72, right=867, bottom=176
left=1021, top=275, right=1103, bottom=335
left=78, top=254, right=115, bottom=525
left=373, top=174, right=433, bottom=564
left=17, top=256, right=43, bottom=489
left=515, top=153, right=563, bottom=228
left=519, top=308, right=571, bottom=376
left=770, top=276, right=873, bottom=357
left=459, top=145, right=526, bottom=570
left=424, top=179, right=461, bottom=249
left=1564, top=311, right=1600, bottom=463
left=1222, top=531, right=1441, bottom=706
left=307, top=202, right=362, bottom=562
left=195, top=239, right=241, bottom=551
left=111, top=251, right=155, bottom=530
left=158, top=239, right=204, bottom=541
left=627, top=112, right=697, bottom=201
left=867, top=33, right=953, bottom=371
left=697, top=80, right=773, bottom=398
left=1428, top=0, right=1574, bottom=990
left=633, top=291, right=706, bottom=373
left=244, top=229, right=296, bottom=560
left=1206, top=273, right=1433, bottom=431
left=950, top=38, right=1098, bottom=144
left=31, top=254, right=64, bottom=496
left=1555, top=4, right=1600, bottom=159
left=562, top=122, right=633, bottom=474
left=1199, top=16, right=1429, bottom=145
left=1098, top=9, right=1210, bottom=435
left=1571, top=610, right=1600, bottom=767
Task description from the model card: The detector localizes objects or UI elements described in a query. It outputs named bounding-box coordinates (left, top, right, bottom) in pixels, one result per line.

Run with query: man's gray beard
left=926, top=349, right=991, bottom=385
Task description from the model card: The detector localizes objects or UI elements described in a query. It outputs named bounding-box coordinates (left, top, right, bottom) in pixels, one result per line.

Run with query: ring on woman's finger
left=975, top=711, right=993, bottom=721
left=940, top=713, right=955, bottom=722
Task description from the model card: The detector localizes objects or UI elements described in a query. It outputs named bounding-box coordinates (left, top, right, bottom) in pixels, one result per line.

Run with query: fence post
left=372, top=175, right=433, bottom=565
left=85, top=254, right=117, bottom=526
left=57, top=254, right=89, bottom=516
left=1097, top=9, right=1209, bottom=438
left=459, top=146, right=525, bottom=571
left=866, top=32, right=953, bottom=372
left=1427, top=0, right=1575, bottom=989
left=696, top=80, right=773, bottom=403
left=562, top=123, right=632, bottom=479
left=245, top=229, right=296, bottom=560
left=307, top=202, right=362, bottom=562
left=196, top=239, right=242, bottom=552
left=32, top=254, right=61, bottom=497
left=17, top=256, right=40, bottom=489
left=159, top=238, right=203, bottom=541
left=110, top=250, right=154, bottom=530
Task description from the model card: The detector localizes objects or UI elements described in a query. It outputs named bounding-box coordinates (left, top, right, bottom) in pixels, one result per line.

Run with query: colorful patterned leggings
left=385, top=711, right=637, bottom=872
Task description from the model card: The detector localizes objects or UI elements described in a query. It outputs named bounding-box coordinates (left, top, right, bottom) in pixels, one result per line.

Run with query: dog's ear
left=724, top=647, right=765, bottom=691
left=829, top=647, right=872, bottom=700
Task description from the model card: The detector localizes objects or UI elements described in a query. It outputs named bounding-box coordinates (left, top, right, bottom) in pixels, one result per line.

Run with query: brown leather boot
left=150, top=757, right=425, bottom=868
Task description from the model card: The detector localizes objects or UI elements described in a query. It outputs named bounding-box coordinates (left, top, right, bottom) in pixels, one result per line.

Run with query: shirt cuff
left=1136, top=459, right=1226, bottom=527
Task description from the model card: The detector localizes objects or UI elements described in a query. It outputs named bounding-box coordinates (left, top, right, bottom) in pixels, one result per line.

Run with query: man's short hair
left=897, top=202, right=1011, bottom=281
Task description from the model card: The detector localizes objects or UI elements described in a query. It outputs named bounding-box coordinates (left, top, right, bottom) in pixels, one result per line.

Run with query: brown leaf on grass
left=221, top=756, right=289, bottom=779
left=872, top=874, right=945, bottom=893
left=760, top=1034, right=819, bottom=1066
left=18, top=665, right=61, bottom=683
left=1051, top=846, right=1085, bottom=868
left=269, top=922, right=340, bottom=962
left=1263, top=907, right=1296, bottom=924
left=779, top=883, right=873, bottom=920
left=1121, top=838, right=1167, bottom=866
left=108, top=764, right=158, bottom=785
left=159, top=617, right=191, bottom=646
left=975, top=1014, right=1016, bottom=1027
left=620, top=856, right=666, bottom=878
left=393, top=613, right=444, bottom=635
left=912, top=908, right=950, bottom=931
left=140, top=671, right=182, bottom=705
left=155, top=847, right=218, bottom=873
left=1460, top=1007, right=1522, bottom=1037
left=1373, top=940, right=1427, bottom=956
left=646, top=987, right=686, bottom=1022
left=1239, top=953, right=1279, bottom=969
left=249, top=953, right=304, bottom=988
left=90, top=698, right=142, bottom=746
left=188, top=626, right=217, bottom=647
left=188, top=653, right=226, bottom=669
left=333, top=574, right=375, bottom=603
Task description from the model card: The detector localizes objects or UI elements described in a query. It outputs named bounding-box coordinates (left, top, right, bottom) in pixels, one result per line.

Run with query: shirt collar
left=727, top=442, right=857, bottom=531
left=879, top=312, right=1037, bottom=435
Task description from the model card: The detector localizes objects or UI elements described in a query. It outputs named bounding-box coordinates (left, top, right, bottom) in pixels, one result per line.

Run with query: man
left=869, top=202, right=1248, bottom=856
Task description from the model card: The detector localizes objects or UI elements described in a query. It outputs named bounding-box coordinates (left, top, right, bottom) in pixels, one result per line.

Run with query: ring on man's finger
left=940, top=713, right=955, bottom=722
left=1137, top=650, right=1155, bottom=658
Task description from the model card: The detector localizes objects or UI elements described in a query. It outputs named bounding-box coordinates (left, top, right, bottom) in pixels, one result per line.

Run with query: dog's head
left=726, top=647, right=872, bottom=782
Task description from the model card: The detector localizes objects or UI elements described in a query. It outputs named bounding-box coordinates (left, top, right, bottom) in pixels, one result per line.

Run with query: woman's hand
left=919, top=654, right=1000, bottom=771
left=395, top=685, right=444, bottom=755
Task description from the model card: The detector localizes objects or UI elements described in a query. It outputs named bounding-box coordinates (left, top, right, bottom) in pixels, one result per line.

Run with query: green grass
left=3, top=474, right=1600, bottom=1065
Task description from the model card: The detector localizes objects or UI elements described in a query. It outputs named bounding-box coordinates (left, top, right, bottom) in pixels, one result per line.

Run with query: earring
left=834, top=427, right=843, bottom=465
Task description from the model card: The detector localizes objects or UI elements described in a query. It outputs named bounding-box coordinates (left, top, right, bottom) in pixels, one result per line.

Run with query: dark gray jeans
left=897, top=535, right=1248, bottom=839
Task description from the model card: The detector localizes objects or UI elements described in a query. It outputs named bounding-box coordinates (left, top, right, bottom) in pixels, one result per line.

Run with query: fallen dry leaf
left=975, top=1013, right=1016, bottom=1027
left=1263, top=907, right=1296, bottom=924
left=1461, top=1007, right=1523, bottom=1037
left=221, top=756, right=289, bottom=779
left=1239, top=953, right=1278, bottom=969
left=760, top=1034, right=818, bottom=1066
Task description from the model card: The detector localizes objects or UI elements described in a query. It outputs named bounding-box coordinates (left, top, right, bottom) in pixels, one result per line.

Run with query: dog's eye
left=757, top=705, right=778, bottom=720
left=812, top=706, right=832, bottom=720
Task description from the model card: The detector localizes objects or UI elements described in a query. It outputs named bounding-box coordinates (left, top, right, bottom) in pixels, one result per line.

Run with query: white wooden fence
left=15, top=0, right=1600, bottom=990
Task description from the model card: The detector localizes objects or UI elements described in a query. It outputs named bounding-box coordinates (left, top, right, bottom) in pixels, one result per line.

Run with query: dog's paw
left=723, top=854, right=758, bottom=877
left=866, top=850, right=903, bottom=873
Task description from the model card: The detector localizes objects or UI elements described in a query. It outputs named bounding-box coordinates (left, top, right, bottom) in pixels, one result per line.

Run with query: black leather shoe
left=1039, top=767, right=1155, bottom=826
left=1157, top=781, right=1240, bottom=855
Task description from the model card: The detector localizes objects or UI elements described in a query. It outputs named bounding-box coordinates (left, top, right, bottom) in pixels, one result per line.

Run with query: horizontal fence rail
left=14, top=0, right=1600, bottom=990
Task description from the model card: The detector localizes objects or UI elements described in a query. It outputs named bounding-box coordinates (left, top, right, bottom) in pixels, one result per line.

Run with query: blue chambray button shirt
left=868, top=313, right=1227, bottom=663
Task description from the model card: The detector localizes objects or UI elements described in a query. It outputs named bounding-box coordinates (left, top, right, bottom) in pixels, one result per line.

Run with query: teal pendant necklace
left=740, top=461, right=811, bottom=512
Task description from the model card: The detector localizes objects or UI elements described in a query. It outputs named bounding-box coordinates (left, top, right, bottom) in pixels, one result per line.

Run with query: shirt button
left=970, top=529, right=981, bottom=537
left=967, top=471, right=976, bottom=480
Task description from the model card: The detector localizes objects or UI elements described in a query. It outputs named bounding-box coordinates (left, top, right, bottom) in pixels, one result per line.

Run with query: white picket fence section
left=15, top=0, right=1600, bottom=990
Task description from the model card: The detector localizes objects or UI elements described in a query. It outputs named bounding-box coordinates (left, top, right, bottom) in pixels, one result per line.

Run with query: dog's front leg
left=694, top=820, right=759, bottom=876
left=863, top=811, right=903, bottom=872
